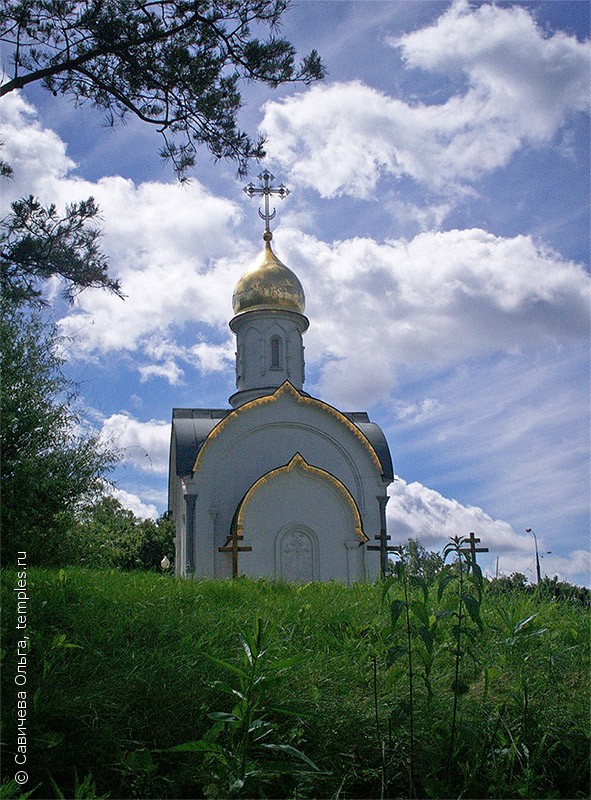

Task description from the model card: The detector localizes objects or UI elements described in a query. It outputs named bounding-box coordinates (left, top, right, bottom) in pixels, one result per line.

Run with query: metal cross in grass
left=460, top=531, right=489, bottom=566
left=218, top=530, right=252, bottom=579
left=367, top=532, right=399, bottom=579
left=244, top=170, right=290, bottom=234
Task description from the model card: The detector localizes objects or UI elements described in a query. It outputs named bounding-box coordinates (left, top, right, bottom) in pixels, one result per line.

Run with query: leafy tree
left=73, top=496, right=175, bottom=570
left=132, top=513, right=175, bottom=570
left=486, top=572, right=590, bottom=605
left=0, top=297, right=117, bottom=565
left=390, top=538, right=444, bottom=582
left=486, top=572, right=529, bottom=594
left=0, top=0, right=325, bottom=176
left=0, top=156, right=13, bottom=179
left=74, top=496, right=139, bottom=567
left=0, top=179, right=122, bottom=562
left=1, top=194, right=123, bottom=306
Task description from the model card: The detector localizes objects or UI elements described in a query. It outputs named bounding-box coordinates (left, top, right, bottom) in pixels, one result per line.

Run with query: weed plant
left=1, top=567, right=588, bottom=799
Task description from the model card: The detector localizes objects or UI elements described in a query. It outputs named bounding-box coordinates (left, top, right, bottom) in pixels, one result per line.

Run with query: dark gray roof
left=170, top=408, right=230, bottom=477
left=170, top=405, right=393, bottom=482
left=343, top=414, right=394, bottom=482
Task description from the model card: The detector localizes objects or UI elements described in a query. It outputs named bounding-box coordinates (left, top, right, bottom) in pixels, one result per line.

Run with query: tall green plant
left=389, top=551, right=416, bottom=796
left=441, top=535, right=484, bottom=772
left=162, top=618, right=323, bottom=797
left=384, top=545, right=439, bottom=797
left=382, top=537, right=487, bottom=797
left=50, top=772, right=110, bottom=799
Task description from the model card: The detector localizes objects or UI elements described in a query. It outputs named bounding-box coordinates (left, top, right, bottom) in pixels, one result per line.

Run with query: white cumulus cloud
left=260, top=1, right=589, bottom=199
left=109, top=487, right=159, bottom=520
left=0, top=92, right=74, bottom=199
left=387, top=477, right=589, bottom=586
left=1, top=92, right=248, bottom=374
left=100, top=414, right=170, bottom=474
left=279, top=226, right=589, bottom=406
left=388, top=476, right=524, bottom=552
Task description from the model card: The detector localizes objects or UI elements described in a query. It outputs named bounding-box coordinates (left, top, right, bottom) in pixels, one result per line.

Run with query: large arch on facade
left=234, top=453, right=368, bottom=543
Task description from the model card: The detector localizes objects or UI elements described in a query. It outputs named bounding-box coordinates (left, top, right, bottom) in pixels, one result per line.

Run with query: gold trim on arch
left=192, top=381, right=383, bottom=475
left=236, top=453, right=368, bottom=543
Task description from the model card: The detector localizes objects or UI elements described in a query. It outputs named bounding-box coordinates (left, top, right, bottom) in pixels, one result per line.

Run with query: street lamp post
left=525, top=528, right=542, bottom=584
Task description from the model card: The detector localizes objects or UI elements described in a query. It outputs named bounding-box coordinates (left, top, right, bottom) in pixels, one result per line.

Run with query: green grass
left=1, top=568, right=589, bottom=799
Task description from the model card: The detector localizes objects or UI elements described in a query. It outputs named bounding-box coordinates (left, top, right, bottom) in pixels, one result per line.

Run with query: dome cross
left=243, top=169, right=290, bottom=237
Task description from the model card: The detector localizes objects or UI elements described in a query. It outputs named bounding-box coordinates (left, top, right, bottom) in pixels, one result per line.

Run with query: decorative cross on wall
left=460, top=531, right=489, bottom=566
left=218, top=530, right=253, bottom=579
left=244, top=169, right=290, bottom=235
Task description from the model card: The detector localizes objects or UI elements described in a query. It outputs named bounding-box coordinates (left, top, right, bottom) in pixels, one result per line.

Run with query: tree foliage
left=0, top=298, right=117, bottom=565
left=71, top=496, right=175, bottom=570
left=0, top=183, right=123, bottom=563
left=487, top=571, right=590, bottom=605
left=486, top=572, right=529, bottom=594
left=389, top=538, right=445, bottom=582
left=0, top=0, right=325, bottom=176
left=1, top=194, right=122, bottom=306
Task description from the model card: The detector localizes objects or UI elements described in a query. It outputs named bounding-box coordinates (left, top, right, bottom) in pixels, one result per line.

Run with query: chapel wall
left=237, top=469, right=364, bottom=584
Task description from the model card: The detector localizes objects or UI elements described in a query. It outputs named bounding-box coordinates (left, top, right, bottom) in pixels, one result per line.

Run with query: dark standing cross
left=244, top=170, right=290, bottom=235
left=460, top=532, right=489, bottom=566
left=367, top=532, right=398, bottom=579
left=218, top=531, right=252, bottom=579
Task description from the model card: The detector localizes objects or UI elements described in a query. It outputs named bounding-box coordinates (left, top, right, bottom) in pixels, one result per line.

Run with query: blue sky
left=2, top=0, right=589, bottom=585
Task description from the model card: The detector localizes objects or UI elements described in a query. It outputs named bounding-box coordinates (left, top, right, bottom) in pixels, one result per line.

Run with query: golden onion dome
left=232, top=233, right=306, bottom=316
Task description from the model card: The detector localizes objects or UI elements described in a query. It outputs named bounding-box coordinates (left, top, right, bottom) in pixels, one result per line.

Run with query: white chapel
left=168, top=172, right=394, bottom=584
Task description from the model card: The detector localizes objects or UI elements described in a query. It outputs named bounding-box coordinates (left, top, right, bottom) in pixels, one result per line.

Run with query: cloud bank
left=388, top=477, right=590, bottom=585
left=260, top=1, right=589, bottom=199
left=278, top=228, right=589, bottom=406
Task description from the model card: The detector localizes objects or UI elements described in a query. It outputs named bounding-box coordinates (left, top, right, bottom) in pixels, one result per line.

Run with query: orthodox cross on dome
left=218, top=530, right=252, bottom=579
left=460, top=531, right=489, bottom=566
left=243, top=169, right=290, bottom=238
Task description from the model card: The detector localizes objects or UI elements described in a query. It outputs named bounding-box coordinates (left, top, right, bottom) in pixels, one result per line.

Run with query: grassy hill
left=1, top=568, right=589, bottom=799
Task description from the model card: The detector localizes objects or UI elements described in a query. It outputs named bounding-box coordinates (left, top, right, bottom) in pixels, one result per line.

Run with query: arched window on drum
left=270, top=335, right=283, bottom=369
